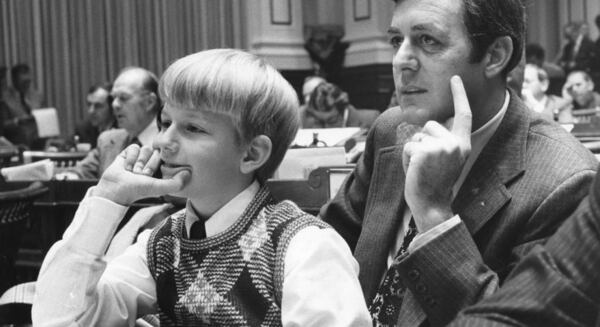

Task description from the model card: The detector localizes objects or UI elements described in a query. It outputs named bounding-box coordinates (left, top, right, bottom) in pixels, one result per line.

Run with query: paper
left=1, top=159, right=54, bottom=181
left=32, top=108, right=60, bottom=138
left=274, top=147, right=346, bottom=179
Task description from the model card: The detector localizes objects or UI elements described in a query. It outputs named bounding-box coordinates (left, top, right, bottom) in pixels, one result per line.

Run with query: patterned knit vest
left=147, top=186, right=330, bottom=326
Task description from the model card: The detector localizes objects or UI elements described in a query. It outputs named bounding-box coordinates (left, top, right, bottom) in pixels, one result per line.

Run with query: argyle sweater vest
left=147, top=186, right=330, bottom=326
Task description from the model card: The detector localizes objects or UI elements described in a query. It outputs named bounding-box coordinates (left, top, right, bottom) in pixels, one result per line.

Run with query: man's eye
left=389, top=35, right=404, bottom=49
left=419, top=35, right=438, bottom=46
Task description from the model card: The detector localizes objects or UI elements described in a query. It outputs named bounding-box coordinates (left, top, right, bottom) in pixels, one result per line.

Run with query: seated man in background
left=451, top=165, right=600, bottom=327
left=73, top=83, right=117, bottom=148
left=522, top=63, right=572, bottom=122
left=525, top=43, right=565, bottom=96
left=562, top=70, right=600, bottom=110
left=59, top=67, right=160, bottom=179
left=302, top=82, right=379, bottom=129
left=319, top=0, right=598, bottom=325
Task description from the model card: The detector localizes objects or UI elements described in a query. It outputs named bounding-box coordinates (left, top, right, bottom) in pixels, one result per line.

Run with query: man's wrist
left=413, top=206, right=454, bottom=232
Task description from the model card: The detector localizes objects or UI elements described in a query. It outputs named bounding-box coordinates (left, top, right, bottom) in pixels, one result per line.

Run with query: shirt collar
left=452, top=90, right=509, bottom=197
left=184, top=181, right=260, bottom=238
left=136, top=121, right=159, bottom=146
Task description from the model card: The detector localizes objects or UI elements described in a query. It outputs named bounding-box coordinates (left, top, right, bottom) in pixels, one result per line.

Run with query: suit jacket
left=71, top=129, right=131, bottom=179
left=451, top=166, right=600, bottom=327
left=559, top=37, right=598, bottom=74
left=320, top=89, right=598, bottom=326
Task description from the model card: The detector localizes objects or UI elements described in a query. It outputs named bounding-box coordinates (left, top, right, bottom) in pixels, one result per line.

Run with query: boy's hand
left=93, top=145, right=191, bottom=206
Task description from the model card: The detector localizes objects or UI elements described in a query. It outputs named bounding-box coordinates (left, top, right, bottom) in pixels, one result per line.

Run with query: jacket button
left=426, top=297, right=437, bottom=308
left=408, top=269, right=420, bottom=281
left=416, top=283, right=427, bottom=293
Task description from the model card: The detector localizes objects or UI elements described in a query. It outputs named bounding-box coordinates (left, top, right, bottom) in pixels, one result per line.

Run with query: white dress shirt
left=33, top=182, right=371, bottom=327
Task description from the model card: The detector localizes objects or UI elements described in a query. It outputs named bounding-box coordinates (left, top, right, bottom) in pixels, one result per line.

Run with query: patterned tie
left=189, top=220, right=206, bottom=239
left=370, top=218, right=418, bottom=326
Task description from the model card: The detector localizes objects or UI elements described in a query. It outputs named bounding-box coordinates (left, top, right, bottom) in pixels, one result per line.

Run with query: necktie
left=370, top=218, right=418, bottom=326
left=189, top=220, right=206, bottom=239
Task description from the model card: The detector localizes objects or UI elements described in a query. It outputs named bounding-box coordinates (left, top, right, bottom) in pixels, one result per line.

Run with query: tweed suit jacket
left=320, top=89, right=598, bottom=326
left=71, top=129, right=131, bottom=179
left=451, top=167, right=600, bottom=327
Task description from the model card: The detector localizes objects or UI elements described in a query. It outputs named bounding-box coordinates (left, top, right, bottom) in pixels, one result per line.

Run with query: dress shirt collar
left=136, top=121, right=159, bottom=146
left=452, top=90, right=509, bottom=197
left=184, top=181, right=260, bottom=238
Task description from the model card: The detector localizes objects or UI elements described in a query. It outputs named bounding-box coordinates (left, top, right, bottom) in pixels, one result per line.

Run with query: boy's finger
left=150, top=170, right=191, bottom=195
left=133, top=146, right=154, bottom=174
left=124, top=145, right=141, bottom=171
left=450, top=75, right=473, bottom=141
left=143, top=150, right=162, bottom=176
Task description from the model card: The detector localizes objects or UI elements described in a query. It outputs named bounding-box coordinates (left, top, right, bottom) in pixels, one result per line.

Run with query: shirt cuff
left=63, top=186, right=130, bottom=256
left=409, top=215, right=461, bottom=252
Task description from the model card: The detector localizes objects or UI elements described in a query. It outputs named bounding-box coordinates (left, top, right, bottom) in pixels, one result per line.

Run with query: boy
left=32, top=49, right=370, bottom=326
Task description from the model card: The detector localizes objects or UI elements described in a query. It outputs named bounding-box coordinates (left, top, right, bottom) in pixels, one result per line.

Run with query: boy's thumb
left=152, top=170, right=191, bottom=195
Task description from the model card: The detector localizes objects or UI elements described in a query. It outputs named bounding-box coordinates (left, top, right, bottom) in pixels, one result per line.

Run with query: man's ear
left=483, top=36, right=513, bottom=78
left=145, top=93, right=158, bottom=112
left=240, top=135, right=272, bottom=175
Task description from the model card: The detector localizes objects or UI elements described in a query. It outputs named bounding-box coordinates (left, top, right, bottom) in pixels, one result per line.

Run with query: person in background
left=522, top=63, right=572, bottom=122
left=556, top=22, right=597, bottom=77
left=73, top=83, right=117, bottom=148
left=562, top=70, right=600, bottom=110
left=0, top=67, right=15, bottom=146
left=58, top=67, right=160, bottom=179
left=33, top=48, right=370, bottom=327
left=302, top=82, right=379, bottom=129
left=319, top=0, right=598, bottom=325
left=1, top=64, right=40, bottom=149
left=526, top=43, right=565, bottom=96
left=301, top=75, right=326, bottom=106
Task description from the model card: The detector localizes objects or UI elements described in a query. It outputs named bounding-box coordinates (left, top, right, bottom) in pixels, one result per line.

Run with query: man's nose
left=392, top=41, right=419, bottom=72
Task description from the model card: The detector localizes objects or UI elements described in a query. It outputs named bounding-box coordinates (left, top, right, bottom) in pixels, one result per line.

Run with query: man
left=522, top=64, right=571, bottom=122
left=562, top=70, right=600, bottom=110
left=62, top=67, right=160, bottom=179
left=525, top=43, right=565, bottom=96
left=556, top=22, right=597, bottom=77
left=450, top=167, right=600, bottom=327
left=319, top=0, right=598, bottom=326
left=73, top=83, right=117, bottom=148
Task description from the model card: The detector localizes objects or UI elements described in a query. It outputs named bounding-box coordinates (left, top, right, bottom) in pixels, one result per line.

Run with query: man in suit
left=556, top=22, right=598, bottom=77
left=319, top=0, right=598, bottom=326
left=450, top=167, right=600, bottom=327
left=72, top=83, right=117, bottom=148
left=61, top=67, right=160, bottom=179
left=562, top=70, right=600, bottom=111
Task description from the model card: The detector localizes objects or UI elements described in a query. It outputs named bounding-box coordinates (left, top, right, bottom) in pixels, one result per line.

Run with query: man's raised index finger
left=450, top=75, right=473, bottom=139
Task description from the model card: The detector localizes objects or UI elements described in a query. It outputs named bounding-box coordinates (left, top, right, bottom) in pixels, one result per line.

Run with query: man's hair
left=595, top=15, right=600, bottom=29
left=118, top=66, right=161, bottom=113
left=525, top=43, right=545, bottom=63
left=308, top=82, right=349, bottom=114
left=88, top=83, right=114, bottom=108
left=159, top=49, right=300, bottom=183
left=394, top=0, right=525, bottom=77
left=10, top=63, right=31, bottom=86
left=568, top=70, right=593, bottom=83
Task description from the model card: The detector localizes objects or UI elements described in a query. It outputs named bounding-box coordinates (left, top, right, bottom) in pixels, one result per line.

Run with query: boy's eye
left=185, top=125, right=205, bottom=134
left=389, top=35, right=404, bottom=49
left=159, top=120, right=171, bottom=131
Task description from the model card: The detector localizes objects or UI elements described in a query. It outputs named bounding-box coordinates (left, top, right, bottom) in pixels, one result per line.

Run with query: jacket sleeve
left=396, top=169, right=596, bottom=327
left=449, top=176, right=600, bottom=327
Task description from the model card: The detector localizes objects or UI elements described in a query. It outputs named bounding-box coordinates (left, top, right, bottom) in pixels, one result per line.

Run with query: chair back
left=0, top=182, right=48, bottom=294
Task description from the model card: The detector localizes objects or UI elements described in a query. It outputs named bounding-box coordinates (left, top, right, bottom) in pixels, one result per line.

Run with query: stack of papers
left=1, top=159, right=54, bottom=181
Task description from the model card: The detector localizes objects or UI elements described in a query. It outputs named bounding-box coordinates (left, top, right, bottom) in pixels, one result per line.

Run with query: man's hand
left=93, top=145, right=191, bottom=206
left=401, top=75, right=472, bottom=232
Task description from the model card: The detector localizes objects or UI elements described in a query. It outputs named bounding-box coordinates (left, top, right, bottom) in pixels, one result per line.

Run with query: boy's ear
left=240, top=135, right=272, bottom=175
left=483, top=36, right=513, bottom=78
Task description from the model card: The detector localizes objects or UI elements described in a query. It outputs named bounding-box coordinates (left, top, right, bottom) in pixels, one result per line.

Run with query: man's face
left=86, top=88, right=112, bottom=128
left=15, top=72, right=32, bottom=93
left=111, top=71, right=152, bottom=135
left=522, top=65, right=547, bottom=98
left=390, top=0, right=484, bottom=125
left=566, top=73, right=594, bottom=106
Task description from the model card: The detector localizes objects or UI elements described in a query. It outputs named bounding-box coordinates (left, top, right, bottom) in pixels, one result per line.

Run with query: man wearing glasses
left=61, top=67, right=160, bottom=179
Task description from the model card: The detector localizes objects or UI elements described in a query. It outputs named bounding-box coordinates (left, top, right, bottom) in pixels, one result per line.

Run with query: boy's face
left=154, top=104, right=250, bottom=216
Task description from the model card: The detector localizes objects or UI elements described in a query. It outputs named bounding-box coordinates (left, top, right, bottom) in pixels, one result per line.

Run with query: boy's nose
left=153, top=127, right=179, bottom=156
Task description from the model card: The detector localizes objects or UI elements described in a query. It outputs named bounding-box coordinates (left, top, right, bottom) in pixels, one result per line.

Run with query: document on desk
left=32, top=108, right=60, bottom=138
left=1, top=159, right=54, bottom=181
left=275, top=147, right=346, bottom=180
left=293, top=128, right=362, bottom=147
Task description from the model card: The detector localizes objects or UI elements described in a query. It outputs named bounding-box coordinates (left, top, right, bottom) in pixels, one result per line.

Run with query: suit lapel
left=453, top=90, right=528, bottom=234
left=355, top=123, right=420, bottom=302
